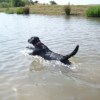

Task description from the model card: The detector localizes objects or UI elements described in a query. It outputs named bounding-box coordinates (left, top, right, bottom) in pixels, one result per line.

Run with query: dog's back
left=27, top=36, right=79, bottom=65
left=35, top=43, right=64, bottom=60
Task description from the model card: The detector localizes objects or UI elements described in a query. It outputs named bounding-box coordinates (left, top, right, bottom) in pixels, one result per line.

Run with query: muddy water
left=0, top=13, right=100, bottom=100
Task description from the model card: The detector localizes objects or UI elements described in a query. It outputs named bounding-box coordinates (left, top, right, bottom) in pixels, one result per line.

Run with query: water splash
left=13, top=87, right=18, bottom=100
left=21, top=49, right=81, bottom=71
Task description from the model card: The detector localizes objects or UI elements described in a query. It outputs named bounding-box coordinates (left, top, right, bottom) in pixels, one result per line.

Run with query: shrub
left=23, top=7, right=29, bottom=14
left=5, top=8, right=14, bottom=14
left=86, top=6, right=100, bottom=17
left=50, top=1, right=57, bottom=5
left=16, top=7, right=24, bottom=14
left=34, top=0, right=38, bottom=3
left=64, top=5, right=71, bottom=15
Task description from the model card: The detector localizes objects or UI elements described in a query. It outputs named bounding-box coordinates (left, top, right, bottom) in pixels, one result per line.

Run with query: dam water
left=0, top=13, right=100, bottom=100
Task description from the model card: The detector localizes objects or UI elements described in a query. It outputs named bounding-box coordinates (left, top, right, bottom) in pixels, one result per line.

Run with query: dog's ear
left=31, top=37, right=34, bottom=40
left=34, top=37, right=39, bottom=41
left=33, top=37, right=40, bottom=42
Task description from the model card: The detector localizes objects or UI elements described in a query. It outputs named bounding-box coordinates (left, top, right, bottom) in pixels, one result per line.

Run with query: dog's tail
left=62, top=45, right=79, bottom=61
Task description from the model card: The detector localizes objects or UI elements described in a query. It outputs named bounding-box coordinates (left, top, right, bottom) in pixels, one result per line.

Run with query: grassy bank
left=0, top=4, right=100, bottom=16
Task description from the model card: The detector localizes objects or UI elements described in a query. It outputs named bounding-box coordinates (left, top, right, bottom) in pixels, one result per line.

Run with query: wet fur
left=27, top=37, right=79, bottom=65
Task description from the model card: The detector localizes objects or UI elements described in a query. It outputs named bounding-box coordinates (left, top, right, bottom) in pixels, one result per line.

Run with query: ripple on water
left=0, top=13, right=100, bottom=100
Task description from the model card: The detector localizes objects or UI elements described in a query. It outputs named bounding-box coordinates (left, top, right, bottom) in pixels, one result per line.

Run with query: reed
left=23, top=7, right=29, bottom=14
left=64, top=4, right=71, bottom=15
left=86, top=6, right=100, bottom=17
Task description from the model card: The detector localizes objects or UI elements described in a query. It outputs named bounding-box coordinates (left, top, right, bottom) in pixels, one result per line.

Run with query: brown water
left=0, top=13, right=100, bottom=100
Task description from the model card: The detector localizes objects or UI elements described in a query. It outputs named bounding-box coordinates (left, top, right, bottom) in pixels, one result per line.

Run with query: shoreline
left=0, top=4, right=100, bottom=17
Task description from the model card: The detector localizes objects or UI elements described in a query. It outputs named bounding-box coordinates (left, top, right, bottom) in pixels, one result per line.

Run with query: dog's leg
left=26, top=46, right=34, bottom=50
left=28, top=52, right=33, bottom=55
left=27, top=48, right=40, bottom=56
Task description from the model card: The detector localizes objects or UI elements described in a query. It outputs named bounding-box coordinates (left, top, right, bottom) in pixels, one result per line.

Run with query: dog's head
left=28, top=36, right=40, bottom=45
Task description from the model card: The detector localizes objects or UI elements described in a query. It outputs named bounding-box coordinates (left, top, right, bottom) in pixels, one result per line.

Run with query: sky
left=38, top=0, right=100, bottom=5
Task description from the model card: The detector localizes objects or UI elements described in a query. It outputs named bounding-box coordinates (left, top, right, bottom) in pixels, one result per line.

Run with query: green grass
left=86, top=6, right=100, bottom=17
left=5, top=8, right=14, bottom=14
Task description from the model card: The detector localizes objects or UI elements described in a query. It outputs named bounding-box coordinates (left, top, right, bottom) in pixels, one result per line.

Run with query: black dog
left=26, top=36, right=79, bottom=65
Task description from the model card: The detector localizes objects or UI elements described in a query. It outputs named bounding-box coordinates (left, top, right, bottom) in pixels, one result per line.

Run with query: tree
left=11, top=0, right=25, bottom=7
left=50, top=1, right=57, bottom=5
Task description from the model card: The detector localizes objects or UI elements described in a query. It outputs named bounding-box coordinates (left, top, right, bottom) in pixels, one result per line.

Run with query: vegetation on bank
left=23, top=7, right=29, bottom=14
left=0, top=0, right=100, bottom=17
left=5, top=8, right=14, bottom=14
left=49, top=1, right=57, bottom=5
left=16, top=7, right=29, bottom=14
left=0, top=0, right=36, bottom=8
left=86, top=6, right=100, bottom=17
left=0, top=4, right=100, bottom=16
left=64, top=4, right=71, bottom=15
left=11, top=0, right=25, bottom=7
left=16, top=7, right=24, bottom=14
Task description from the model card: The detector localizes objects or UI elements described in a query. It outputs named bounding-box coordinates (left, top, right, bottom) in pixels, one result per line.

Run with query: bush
left=86, top=6, right=100, bottom=17
left=16, top=7, right=30, bottom=14
left=16, top=7, right=24, bottom=14
left=5, top=8, right=14, bottom=14
left=64, top=5, right=71, bottom=15
left=50, top=1, right=57, bottom=5
left=34, top=0, right=38, bottom=3
left=23, top=7, right=29, bottom=14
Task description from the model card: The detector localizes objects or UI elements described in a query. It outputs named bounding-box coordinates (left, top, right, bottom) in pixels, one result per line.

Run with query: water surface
left=0, top=13, right=100, bottom=100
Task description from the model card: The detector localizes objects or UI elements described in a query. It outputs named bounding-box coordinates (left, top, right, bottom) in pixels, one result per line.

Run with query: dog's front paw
left=26, top=46, right=30, bottom=49
left=26, top=46, right=34, bottom=50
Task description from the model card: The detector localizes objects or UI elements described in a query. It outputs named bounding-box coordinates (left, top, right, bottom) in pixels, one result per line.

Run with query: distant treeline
left=0, top=0, right=37, bottom=8
left=0, top=0, right=30, bottom=8
left=0, top=0, right=10, bottom=8
left=0, top=0, right=10, bottom=3
left=0, top=0, right=57, bottom=8
left=0, top=0, right=36, bottom=4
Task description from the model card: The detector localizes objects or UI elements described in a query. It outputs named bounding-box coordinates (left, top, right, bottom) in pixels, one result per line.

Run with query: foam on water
left=21, top=49, right=81, bottom=72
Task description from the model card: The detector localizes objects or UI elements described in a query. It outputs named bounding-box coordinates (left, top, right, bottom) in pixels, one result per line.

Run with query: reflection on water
left=0, top=13, right=100, bottom=100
